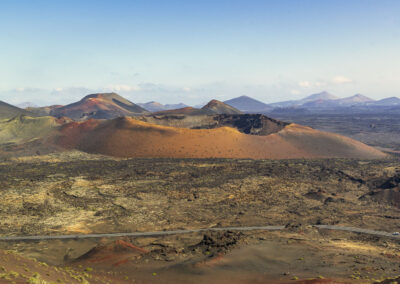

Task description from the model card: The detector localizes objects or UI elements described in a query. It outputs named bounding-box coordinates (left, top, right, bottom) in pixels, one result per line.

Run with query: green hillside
left=0, top=101, right=34, bottom=119
left=0, top=115, right=59, bottom=144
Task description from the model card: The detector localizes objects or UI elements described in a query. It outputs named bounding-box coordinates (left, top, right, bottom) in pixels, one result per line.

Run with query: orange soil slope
left=74, top=239, right=149, bottom=267
left=57, top=117, right=386, bottom=159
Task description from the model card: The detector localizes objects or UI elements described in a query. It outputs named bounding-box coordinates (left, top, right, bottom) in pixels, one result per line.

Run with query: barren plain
left=0, top=152, right=400, bottom=283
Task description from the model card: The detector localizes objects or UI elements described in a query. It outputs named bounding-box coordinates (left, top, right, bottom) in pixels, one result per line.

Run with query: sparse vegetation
left=0, top=153, right=400, bottom=283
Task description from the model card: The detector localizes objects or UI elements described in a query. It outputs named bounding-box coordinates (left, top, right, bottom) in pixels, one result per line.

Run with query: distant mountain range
left=225, top=92, right=400, bottom=114
left=2, top=91, right=400, bottom=121
left=152, top=99, right=242, bottom=116
left=138, top=101, right=188, bottom=112
left=268, top=92, right=374, bottom=108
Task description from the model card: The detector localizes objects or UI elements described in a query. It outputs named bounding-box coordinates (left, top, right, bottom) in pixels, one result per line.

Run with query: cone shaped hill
left=50, top=93, right=149, bottom=120
left=202, top=99, right=242, bottom=114
left=54, top=114, right=385, bottom=159
left=0, top=94, right=387, bottom=159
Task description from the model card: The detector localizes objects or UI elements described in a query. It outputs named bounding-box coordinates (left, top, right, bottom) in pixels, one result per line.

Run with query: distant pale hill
left=301, top=91, right=339, bottom=103
left=51, top=93, right=148, bottom=120
left=16, top=102, right=38, bottom=108
left=271, top=92, right=379, bottom=110
left=302, top=94, right=374, bottom=108
left=164, top=103, right=189, bottom=110
left=224, top=96, right=272, bottom=113
left=153, top=100, right=242, bottom=115
left=338, top=94, right=374, bottom=104
left=138, top=101, right=188, bottom=112
left=138, top=101, right=165, bottom=112
left=372, top=97, right=400, bottom=105
left=26, top=105, right=63, bottom=116
left=271, top=92, right=339, bottom=108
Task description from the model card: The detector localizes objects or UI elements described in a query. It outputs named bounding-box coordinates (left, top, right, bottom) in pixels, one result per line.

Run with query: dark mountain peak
left=224, top=96, right=272, bottom=113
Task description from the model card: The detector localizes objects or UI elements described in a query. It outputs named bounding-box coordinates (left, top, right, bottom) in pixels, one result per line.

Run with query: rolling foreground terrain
left=0, top=153, right=400, bottom=283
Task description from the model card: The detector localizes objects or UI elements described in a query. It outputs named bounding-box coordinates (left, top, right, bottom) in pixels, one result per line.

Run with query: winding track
left=315, top=225, right=400, bottom=239
left=0, top=226, right=284, bottom=241
left=0, top=225, right=399, bottom=241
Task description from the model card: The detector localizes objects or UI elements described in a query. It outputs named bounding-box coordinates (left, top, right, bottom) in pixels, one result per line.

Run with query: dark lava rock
left=361, top=174, right=400, bottom=208
left=212, top=114, right=288, bottom=135
left=189, top=231, right=242, bottom=253
left=361, top=187, right=400, bottom=208
left=324, top=197, right=345, bottom=204
left=380, top=175, right=400, bottom=189
left=304, top=189, right=327, bottom=201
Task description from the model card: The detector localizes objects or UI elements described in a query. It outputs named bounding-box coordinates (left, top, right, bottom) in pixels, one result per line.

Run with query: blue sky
left=0, top=0, right=399, bottom=105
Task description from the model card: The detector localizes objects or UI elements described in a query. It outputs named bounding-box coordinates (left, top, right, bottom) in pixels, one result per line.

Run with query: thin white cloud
left=298, top=81, right=312, bottom=87
left=332, top=76, right=352, bottom=84
left=107, top=84, right=141, bottom=92
left=14, top=87, right=42, bottom=92
left=299, top=77, right=348, bottom=88
left=314, top=81, right=326, bottom=87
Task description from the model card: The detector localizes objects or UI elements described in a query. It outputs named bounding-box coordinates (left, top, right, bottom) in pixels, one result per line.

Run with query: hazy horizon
left=2, top=89, right=395, bottom=108
left=1, top=0, right=399, bottom=105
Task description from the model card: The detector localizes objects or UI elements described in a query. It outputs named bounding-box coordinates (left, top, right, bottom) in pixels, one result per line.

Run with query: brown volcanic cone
left=57, top=116, right=386, bottom=159
left=51, top=93, right=148, bottom=120
left=202, top=99, right=242, bottom=114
